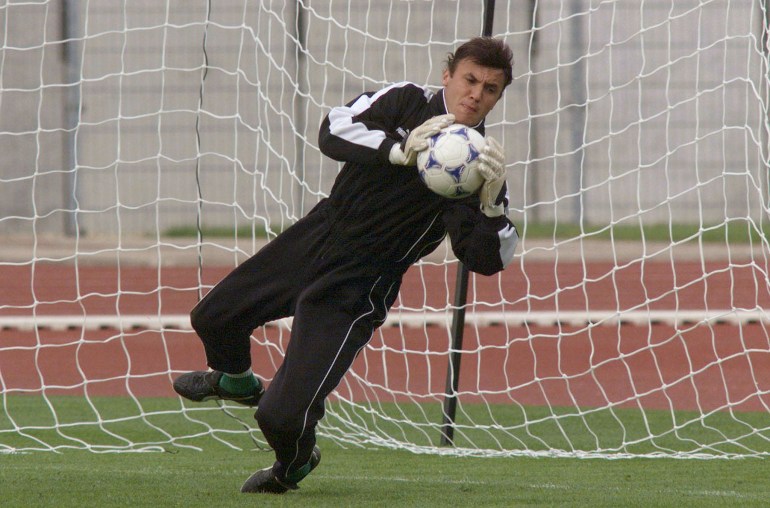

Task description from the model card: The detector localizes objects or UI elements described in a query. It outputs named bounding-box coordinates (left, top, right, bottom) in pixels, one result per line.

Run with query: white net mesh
left=1, top=0, right=770, bottom=457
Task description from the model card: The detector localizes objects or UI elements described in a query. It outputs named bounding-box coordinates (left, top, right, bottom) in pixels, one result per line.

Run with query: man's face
left=442, top=58, right=506, bottom=126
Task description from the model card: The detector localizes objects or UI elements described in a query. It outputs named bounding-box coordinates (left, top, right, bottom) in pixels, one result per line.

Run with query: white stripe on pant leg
left=286, top=275, right=384, bottom=473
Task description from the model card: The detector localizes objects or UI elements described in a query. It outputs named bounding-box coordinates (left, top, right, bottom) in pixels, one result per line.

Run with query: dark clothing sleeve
left=442, top=186, right=518, bottom=276
left=318, top=83, right=425, bottom=167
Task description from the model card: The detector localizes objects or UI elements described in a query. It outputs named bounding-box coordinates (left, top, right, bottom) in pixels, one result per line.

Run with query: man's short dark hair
left=446, top=37, right=514, bottom=89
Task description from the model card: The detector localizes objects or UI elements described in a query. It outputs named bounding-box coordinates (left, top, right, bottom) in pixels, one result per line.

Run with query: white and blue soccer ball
left=417, top=124, right=486, bottom=199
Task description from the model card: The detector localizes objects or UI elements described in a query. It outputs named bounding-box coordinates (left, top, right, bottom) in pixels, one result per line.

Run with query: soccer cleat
left=172, top=370, right=264, bottom=407
left=240, top=446, right=321, bottom=494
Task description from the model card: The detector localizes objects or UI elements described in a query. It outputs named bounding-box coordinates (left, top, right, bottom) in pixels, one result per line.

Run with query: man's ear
left=441, top=68, right=450, bottom=86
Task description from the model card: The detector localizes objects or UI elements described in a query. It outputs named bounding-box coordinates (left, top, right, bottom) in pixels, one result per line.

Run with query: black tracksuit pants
left=189, top=202, right=402, bottom=478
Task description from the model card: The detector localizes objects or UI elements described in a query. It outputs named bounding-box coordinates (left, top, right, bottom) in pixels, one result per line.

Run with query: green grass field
left=2, top=395, right=770, bottom=506
left=3, top=442, right=770, bottom=507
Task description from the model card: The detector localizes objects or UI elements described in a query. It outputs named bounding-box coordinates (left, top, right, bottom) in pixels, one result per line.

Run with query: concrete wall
left=0, top=0, right=767, bottom=237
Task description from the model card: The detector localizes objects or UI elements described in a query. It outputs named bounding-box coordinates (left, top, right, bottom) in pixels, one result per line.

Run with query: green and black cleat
left=241, top=446, right=321, bottom=494
left=173, top=370, right=264, bottom=407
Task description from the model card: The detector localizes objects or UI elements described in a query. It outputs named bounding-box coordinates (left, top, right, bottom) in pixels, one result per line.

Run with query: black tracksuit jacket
left=317, top=81, right=518, bottom=275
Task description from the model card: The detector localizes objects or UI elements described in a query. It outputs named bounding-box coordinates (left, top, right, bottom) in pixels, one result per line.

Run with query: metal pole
left=762, top=1, right=770, bottom=205
left=293, top=2, right=308, bottom=218
left=527, top=0, right=541, bottom=222
left=62, top=0, right=82, bottom=236
left=569, top=0, right=586, bottom=224
left=440, top=0, right=496, bottom=446
left=439, top=262, right=470, bottom=445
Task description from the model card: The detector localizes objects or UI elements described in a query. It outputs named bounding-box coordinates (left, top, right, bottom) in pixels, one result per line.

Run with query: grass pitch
left=3, top=443, right=770, bottom=507
left=2, top=395, right=770, bottom=507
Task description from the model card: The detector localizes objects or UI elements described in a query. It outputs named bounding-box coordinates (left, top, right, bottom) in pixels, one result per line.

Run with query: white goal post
left=2, top=0, right=770, bottom=458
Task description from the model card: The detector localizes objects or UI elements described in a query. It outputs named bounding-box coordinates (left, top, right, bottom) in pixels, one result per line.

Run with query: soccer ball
left=417, top=124, right=486, bottom=199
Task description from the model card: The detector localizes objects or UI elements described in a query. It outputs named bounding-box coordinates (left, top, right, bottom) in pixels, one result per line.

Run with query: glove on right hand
left=388, top=113, right=456, bottom=166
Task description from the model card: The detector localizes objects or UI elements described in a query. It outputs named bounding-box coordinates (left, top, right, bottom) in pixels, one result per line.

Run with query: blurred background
left=1, top=0, right=767, bottom=243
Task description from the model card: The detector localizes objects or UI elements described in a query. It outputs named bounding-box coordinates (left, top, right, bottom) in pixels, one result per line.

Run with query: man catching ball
left=173, top=36, right=518, bottom=494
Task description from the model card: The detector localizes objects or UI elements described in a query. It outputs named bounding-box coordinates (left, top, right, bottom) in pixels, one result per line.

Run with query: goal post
left=440, top=0, right=496, bottom=448
left=2, top=0, right=770, bottom=459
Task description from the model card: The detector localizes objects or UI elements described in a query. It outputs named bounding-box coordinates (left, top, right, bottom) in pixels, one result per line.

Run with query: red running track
left=1, top=260, right=769, bottom=412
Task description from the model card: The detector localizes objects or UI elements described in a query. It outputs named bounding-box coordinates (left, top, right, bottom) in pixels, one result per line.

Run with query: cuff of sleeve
left=380, top=138, right=400, bottom=165
left=477, top=212, right=510, bottom=230
left=481, top=203, right=506, bottom=218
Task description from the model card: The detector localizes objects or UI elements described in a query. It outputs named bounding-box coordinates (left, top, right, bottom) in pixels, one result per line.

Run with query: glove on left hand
left=477, top=136, right=506, bottom=218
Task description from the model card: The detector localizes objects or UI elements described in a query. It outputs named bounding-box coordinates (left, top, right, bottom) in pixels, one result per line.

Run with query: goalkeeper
left=173, top=36, right=519, bottom=494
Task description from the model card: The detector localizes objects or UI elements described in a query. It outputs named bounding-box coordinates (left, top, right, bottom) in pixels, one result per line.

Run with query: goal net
left=2, top=0, right=770, bottom=458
